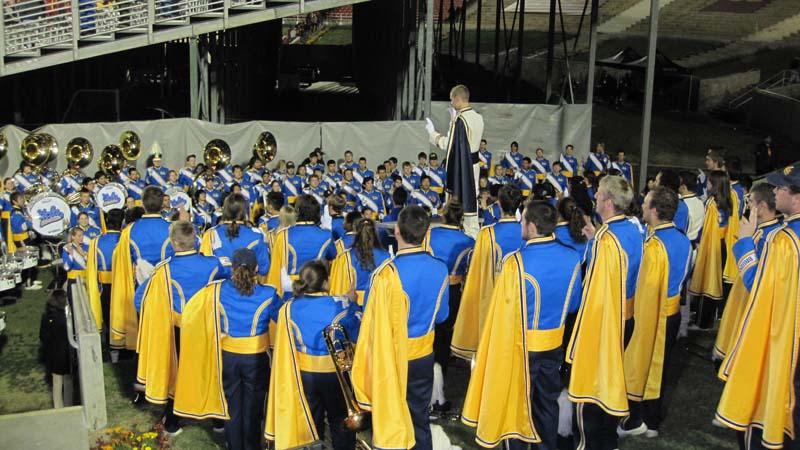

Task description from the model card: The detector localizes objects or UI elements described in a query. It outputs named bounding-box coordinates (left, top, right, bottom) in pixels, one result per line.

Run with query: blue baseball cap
left=766, top=162, right=800, bottom=188
left=232, top=248, right=257, bottom=269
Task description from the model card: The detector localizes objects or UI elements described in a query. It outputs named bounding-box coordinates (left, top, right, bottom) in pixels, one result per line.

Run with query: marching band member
left=247, top=157, right=266, bottom=185
left=546, top=161, right=570, bottom=198
left=258, top=192, right=284, bottom=241
left=328, top=195, right=347, bottom=241
left=655, top=170, right=690, bottom=234
left=145, top=145, right=171, bottom=190
left=340, top=150, right=359, bottom=174
left=356, top=177, right=385, bottom=220
left=330, top=217, right=391, bottom=307
left=422, top=199, right=475, bottom=413
left=265, top=260, right=360, bottom=450
left=488, top=164, right=510, bottom=186
left=585, top=143, right=610, bottom=176
left=125, top=168, right=146, bottom=207
left=502, top=141, right=524, bottom=173
left=480, top=185, right=503, bottom=227
left=70, top=189, right=101, bottom=229
left=566, top=175, right=639, bottom=450
left=620, top=187, right=691, bottom=439
left=305, top=151, right=325, bottom=175
left=110, top=186, right=175, bottom=351
left=76, top=212, right=101, bottom=246
left=383, top=188, right=406, bottom=223
left=334, top=212, right=360, bottom=256
left=713, top=183, right=781, bottom=361
left=229, top=165, right=256, bottom=206
left=413, top=152, right=428, bottom=178
left=352, top=205, right=449, bottom=450
left=355, top=157, right=374, bottom=185
left=400, top=162, right=421, bottom=193
left=611, top=151, right=634, bottom=185
left=374, top=164, right=391, bottom=196
left=14, top=163, right=39, bottom=193
left=267, top=195, right=336, bottom=298
left=135, top=220, right=225, bottom=436
left=62, top=227, right=88, bottom=289
left=161, top=194, right=174, bottom=220
left=60, top=164, right=85, bottom=197
left=451, top=185, right=524, bottom=360
left=85, top=209, right=124, bottom=355
left=462, top=200, right=582, bottom=450
left=303, top=174, right=327, bottom=207
left=678, top=171, right=705, bottom=243
left=200, top=193, right=269, bottom=281
left=716, top=163, right=800, bottom=449
left=339, top=169, right=361, bottom=214
left=282, top=162, right=303, bottom=205
left=518, top=157, right=537, bottom=198
left=478, top=139, right=492, bottom=177
left=555, top=197, right=589, bottom=261
left=9, top=192, right=39, bottom=290
left=203, top=176, right=223, bottom=213
left=323, top=159, right=343, bottom=191
left=1, top=178, right=13, bottom=243
left=93, top=171, right=109, bottom=195
left=410, top=176, right=441, bottom=215
left=426, top=153, right=447, bottom=195
left=178, top=154, right=197, bottom=190
left=689, top=170, right=734, bottom=329
left=560, top=144, right=579, bottom=179
left=164, top=170, right=182, bottom=192
left=192, top=190, right=215, bottom=232
left=532, top=148, right=551, bottom=182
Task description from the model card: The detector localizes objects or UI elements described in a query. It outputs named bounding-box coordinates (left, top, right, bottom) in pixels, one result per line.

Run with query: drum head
left=97, top=182, right=127, bottom=212
left=167, top=188, right=192, bottom=211
left=29, top=193, right=70, bottom=237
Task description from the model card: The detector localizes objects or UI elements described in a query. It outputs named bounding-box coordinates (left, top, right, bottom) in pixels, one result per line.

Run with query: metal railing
left=729, top=69, right=800, bottom=110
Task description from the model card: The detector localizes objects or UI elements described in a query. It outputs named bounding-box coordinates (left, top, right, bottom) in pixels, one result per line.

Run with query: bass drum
left=96, top=182, right=127, bottom=212
left=166, top=187, right=192, bottom=212
left=28, top=192, right=71, bottom=237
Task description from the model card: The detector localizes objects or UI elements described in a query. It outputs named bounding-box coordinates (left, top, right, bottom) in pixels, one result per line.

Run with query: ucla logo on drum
left=102, top=191, right=122, bottom=206
left=170, top=197, right=187, bottom=208
left=38, top=206, right=65, bottom=227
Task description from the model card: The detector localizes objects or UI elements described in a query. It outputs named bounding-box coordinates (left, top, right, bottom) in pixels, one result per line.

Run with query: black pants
left=408, top=353, right=435, bottom=450
left=624, top=312, right=681, bottom=432
left=163, top=326, right=182, bottom=431
left=433, top=283, right=462, bottom=377
left=222, top=351, right=270, bottom=450
left=508, top=348, right=564, bottom=450
left=574, top=403, right=619, bottom=450
left=624, top=318, right=635, bottom=349
left=300, top=371, right=356, bottom=450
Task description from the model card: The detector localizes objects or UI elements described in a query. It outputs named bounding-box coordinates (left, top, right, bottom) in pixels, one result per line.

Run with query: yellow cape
left=85, top=236, right=104, bottom=331
left=199, top=228, right=213, bottom=256
left=266, top=228, right=288, bottom=298
left=566, top=226, right=629, bottom=416
left=461, top=253, right=540, bottom=447
left=688, top=199, right=724, bottom=300
left=351, top=262, right=416, bottom=449
left=624, top=235, right=670, bottom=401
left=135, top=263, right=177, bottom=404
left=6, top=216, right=15, bottom=253
left=451, top=226, right=501, bottom=360
left=173, top=282, right=229, bottom=420
left=329, top=250, right=359, bottom=304
left=264, top=302, right=319, bottom=448
left=109, top=225, right=138, bottom=350
left=716, top=226, right=800, bottom=448
left=723, top=190, right=741, bottom=283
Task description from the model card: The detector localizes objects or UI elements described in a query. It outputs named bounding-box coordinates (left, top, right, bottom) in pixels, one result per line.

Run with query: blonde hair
left=599, top=175, right=633, bottom=215
left=279, top=205, right=297, bottom=229
left=169, top=220, right=196, bottom=251
left=450, top=84, right=470, bottom=102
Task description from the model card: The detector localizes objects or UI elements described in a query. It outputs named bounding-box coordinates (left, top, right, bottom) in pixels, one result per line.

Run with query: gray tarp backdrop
left=0, top=103, right=591, bottom=177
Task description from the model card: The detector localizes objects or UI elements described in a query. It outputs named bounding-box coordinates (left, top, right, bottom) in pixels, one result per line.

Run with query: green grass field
left=0, top=269, right=741, bottom=449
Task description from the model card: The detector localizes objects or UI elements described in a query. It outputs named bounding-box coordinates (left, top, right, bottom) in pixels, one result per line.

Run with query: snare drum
left=28, top=192, right=70, bottom=237
left=97, top=182, right=127, bottom=212
left=166, top=187, right=192, bottom=212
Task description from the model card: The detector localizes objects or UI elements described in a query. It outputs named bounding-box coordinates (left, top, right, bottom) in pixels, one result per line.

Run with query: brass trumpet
left=323, top=324, right=372, bottom=450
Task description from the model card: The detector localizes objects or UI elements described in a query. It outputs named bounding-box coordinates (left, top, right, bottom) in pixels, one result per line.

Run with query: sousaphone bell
left=253, top=131, right=277, bottom=163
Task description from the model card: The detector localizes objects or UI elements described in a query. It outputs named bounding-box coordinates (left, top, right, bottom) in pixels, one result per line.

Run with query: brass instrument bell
left=20, top=133, right=59, bottom=168
left=119, top=130, right=141, bottom=161
left=0, top=132, right=7, bottom=160
left=253, top=131, right=277, bottom=163
left=99, top=144, right=124, bottom=175
left=65, top=137, right=93, bottom=169
left=203, top=139, right=231, bottom=172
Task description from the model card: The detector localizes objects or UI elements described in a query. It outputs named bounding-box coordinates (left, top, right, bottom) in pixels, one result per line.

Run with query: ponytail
left=231, top=265, right=256, bottom=296
left=557, top=197, right=588, bottom=243
left=292, top=260, right=328, bottom=298
left=353, top=218, right=380, bottom=271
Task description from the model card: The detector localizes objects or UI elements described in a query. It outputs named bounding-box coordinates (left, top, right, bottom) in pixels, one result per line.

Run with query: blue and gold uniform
left=713, top=217, right=782, bottom=360
left=424, top=224, right=475, bottom=377
left=145, top=165, right=171, bottom=189
left=334, top=232, right=355, bottom=256
left=205, top=187, right=223, bottom=212
left=353, top=168, right=374, bottom=185
left=134, top=250, right=224, bottom=405
left=555, top=221, right=588, bottom=262
left=126, top=179, right=147, bottom=206
left=322, top=172, right=342, bottom=192
left=304, top=185, right=328, bottom=207
left=356, top=189, right=386, bottom=218
left=410, top=188, right=441, bottom=213
left=267, top=222, right=336, bottom=296
left=330, top=215, right=346, bottom=242
left=401, top=173, right=420, bottom=193
left=85, top=230, right=121, bottom=332
left=672, top=198, right=690, bottom=235
left=200, top=223, right=269, bottom=277
left=61, top=173, right=85, bottom=197
left=70, top=202, right=102, bottom=229
left=531, top=157, right=551, bottom=182
left=545, top=172, right=569, bottom=197
left=282, top=175, right=304, bottom=204
left=559, top=153, right=579, bottom=178
left=452, top=218, right=525, bottom=359
left=623, top=223, right=691, bottom=433
left=79, top=224, right=101, bottom=246
left=502, top=151, right=524, bottom=172
left=463, top=235, right=582, bottom=449
left=585, top=152, right=610, bottom=176
left=258, top=214, right=280, bottom=234
left=352, top=246, right=449, bottom=450
left=13, top=172, right=39, bottom=193
left=174, top=279, right=279, bottom=450
left=110, top=214, right=174, bottom=350
left=612, top=160, right=634, bottom=184
left=689, top=198, right=730, bottom=329
left=265, top=293, right=360, bottom=449
left=339, top=179, right=361, bottom=213
left=731, top=181, right=745, bottom=219
left=330, top=246, right=392, bottom=306
left=481, top=202, right=502, bottom=227
left=62, top=242, right=89, bottom=282
left=517, top=169, right=536, bottom=197
left=9, top=206, right=31, bottom=249
left=478, top=149, right=492, bottom=175
left=427, top=166, right=447, bottom=195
